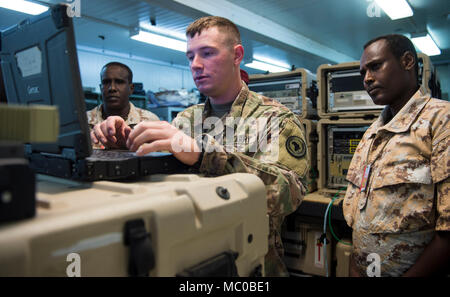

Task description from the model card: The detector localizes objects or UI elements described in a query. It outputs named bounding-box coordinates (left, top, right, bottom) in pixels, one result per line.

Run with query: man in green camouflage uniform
left=93, top=16, right=309, bottom=276
left=172, top=82, right=309, bottom=276
left=344, top=34, right=449, bottom=277
left=89, top=62, right=158, bottom=149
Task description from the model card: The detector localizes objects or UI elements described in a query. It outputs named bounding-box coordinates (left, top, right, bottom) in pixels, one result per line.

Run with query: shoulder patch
left=286, top=136, right=306, bottom=158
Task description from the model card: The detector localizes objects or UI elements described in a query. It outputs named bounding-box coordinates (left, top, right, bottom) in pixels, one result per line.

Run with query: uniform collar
left=373, top=86, right=431, bottom=134
left=97, top=102, right=135, bottom=123
left=90, top=104, right=104, bottom=125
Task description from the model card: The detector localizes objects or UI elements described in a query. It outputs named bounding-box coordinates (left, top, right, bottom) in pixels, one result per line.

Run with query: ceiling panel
left=0, top=0, right=449, bottom=76
left=226, top=0, right=450, bottom=63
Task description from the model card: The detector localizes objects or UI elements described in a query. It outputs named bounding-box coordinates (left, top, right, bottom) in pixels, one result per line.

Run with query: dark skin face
left=360, top=39, right=418, bottom=116
left=100, top=65, right=134, bottom=119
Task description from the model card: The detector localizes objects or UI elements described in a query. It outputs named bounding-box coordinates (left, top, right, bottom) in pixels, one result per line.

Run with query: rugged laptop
left=0, top=4, right=188, bottom=181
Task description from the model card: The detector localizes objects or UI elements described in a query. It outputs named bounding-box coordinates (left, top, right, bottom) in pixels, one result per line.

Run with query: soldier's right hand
left=90, top=116, right=131, bottom=149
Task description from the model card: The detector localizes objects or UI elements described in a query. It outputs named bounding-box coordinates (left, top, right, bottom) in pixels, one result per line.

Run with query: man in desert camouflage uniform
left=343, top=34, right=449, bottom=277
left=92, top=16, right=309, bottom=276
left=88, top=62, right=159, bottom=149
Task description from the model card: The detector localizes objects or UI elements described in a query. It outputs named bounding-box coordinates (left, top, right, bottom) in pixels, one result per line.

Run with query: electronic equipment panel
left=326, top=126, right=369, bottom=189
left=317, top=118, right=376, bottom=196
left=317, top=62, right=383, bottom=119
left=318, top=54, right=442, bottom=119
left=249, top=68, right=317, bottom=119
left=326, top=68, right=380, bottom=113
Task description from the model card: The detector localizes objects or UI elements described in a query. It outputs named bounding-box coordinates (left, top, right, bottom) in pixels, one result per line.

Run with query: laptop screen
left=0, top=4, right=91, bottom=158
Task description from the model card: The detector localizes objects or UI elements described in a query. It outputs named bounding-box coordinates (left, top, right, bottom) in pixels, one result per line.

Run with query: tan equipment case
left=335, top=239, right=352, bottom=277
left=317, top=53, right=441, bottom=119
left=417, top=53, right=442, bottom=98
left=0, top=173, right=268, bottom=277
left=317, top=61, right=382, bottom=119
left=282, top=218, right=332, bottom=277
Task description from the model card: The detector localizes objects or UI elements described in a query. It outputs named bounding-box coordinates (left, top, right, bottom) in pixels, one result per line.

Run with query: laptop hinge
left=24, top=145, right=77, bottom=161
left=61, top=148, right=77, bottom=161
left=176, top=251, right=239, bottom=277
left=34, top=148, right=76, bottom=161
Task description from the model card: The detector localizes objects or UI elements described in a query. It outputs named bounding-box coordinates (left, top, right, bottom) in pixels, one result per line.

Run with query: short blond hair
left=186, top=16, right=241, bottom=46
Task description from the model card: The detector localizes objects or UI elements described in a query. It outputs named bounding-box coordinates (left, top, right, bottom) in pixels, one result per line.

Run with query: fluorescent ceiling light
left=245, top=57, right=290, bottom=73
left=245, top=60, right=289, bottom=73
left=412, top=34, right=441, bottom=56
left=253, top=54, right=291, bottom=69
left=131, top=30, right=187, bottom=53
left=139, top=21, right=187, bottom=41
left=0, top=0, right=48, bottom=15
left=375, top=0, right=413, bottom=20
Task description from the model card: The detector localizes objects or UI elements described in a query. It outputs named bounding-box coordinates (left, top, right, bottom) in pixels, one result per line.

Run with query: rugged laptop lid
left=0, top=4, right=91, bottom=159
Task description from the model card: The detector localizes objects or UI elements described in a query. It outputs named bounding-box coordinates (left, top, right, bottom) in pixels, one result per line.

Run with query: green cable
left=327, top=187, right=352, bottom=246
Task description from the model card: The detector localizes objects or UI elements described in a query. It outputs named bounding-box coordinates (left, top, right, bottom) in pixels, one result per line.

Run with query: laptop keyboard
left=88, top=149, right=137, bottom=161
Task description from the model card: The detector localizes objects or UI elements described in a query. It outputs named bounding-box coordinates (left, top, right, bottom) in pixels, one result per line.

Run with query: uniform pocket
left=363, top=161, right=435, bottom=234
left=371, top=158, right=432, bottom=189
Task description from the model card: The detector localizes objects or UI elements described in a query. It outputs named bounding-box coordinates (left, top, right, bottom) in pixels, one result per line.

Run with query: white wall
left=76, top=46, right=196, bottom=93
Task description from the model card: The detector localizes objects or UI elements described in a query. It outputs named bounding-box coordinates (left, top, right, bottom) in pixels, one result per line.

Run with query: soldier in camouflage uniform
left=88, top=102, right=158, bottom=149
left=172, top=82, right=309, bottom=276
left=344, top=34, right=449, bottom=277
left=93, top=16, right=309, bottom=276
left=89, top=62, right=159, bottom=149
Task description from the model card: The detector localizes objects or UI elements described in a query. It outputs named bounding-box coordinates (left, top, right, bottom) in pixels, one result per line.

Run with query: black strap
left=124, top=219, right=155, bottom=277
left=176, top=251, right=239, bottom=277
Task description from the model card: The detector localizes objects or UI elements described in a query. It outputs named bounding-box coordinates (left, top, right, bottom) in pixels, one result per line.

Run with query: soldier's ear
left=401, top=51, right=415, bottom=71
left=233, top=44, right=244, bottom=66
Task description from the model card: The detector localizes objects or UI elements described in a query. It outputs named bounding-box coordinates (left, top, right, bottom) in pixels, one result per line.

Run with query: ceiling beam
left=149, top=0, right=355, bottom=63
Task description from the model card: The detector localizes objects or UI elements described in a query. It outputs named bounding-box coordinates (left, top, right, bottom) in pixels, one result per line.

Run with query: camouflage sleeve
left=431, top=124, right=449, bottom=184
left=135, top=107, right=160, bottom=122
left=431, top=111, right=449, bottom=231
left=198, top=117, right=309, bottom=218
left=172, top=107, right=308, bottom=276
left=436, top=177, right=449, bottom=231
left=171, top=105, right=202, bottom=128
